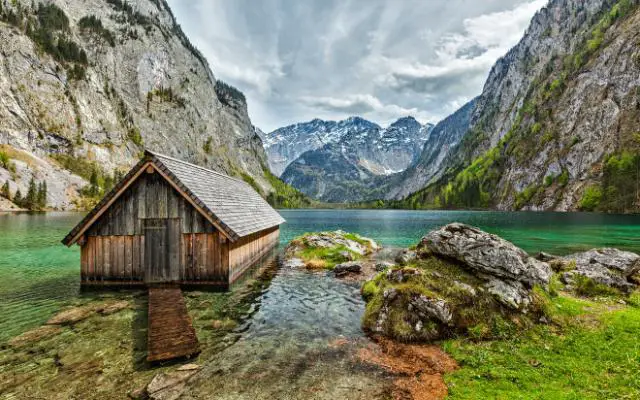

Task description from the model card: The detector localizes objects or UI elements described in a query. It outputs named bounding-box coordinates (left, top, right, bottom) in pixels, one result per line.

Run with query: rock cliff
left=0, top=0, right=270, bottom=209
left=401, top=0, right=640, bottom=212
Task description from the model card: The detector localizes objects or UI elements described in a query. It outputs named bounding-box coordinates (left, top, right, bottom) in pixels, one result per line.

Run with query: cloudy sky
left=166, top=0, right=547, bottom=132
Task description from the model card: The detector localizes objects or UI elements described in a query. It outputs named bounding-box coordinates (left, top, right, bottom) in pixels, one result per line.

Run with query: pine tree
left=89, top=169, right=100, bottom=196
left=1, top=181, right=10, bottom=200
left=13, top=189, right=23, bottom=207
left=37, top=181, right=47, bottom=210
left=26, top=177, right=37, bottom=210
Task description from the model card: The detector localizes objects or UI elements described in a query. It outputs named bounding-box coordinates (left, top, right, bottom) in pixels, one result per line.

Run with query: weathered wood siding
left=80, top=170, right=278, bottom=286
left=81, top=235, right=145, bottom=283
left=87, top=172, right=212, bottom=236
left=228, top=227, right=279, bottom=283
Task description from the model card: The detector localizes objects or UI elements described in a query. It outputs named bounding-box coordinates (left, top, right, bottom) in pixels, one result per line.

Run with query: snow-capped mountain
left=270, top=116, right=433, bottom=202
left=263, top=117, right=380, bottom=176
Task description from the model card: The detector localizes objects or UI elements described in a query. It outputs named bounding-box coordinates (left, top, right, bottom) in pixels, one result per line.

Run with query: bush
left=0, top=151, right=10, bottom=169
left=579, top=186, right=602, bottom=211
left=127, top=127, right=143, bottom=146
left=203, top=137, right=212, bottom=154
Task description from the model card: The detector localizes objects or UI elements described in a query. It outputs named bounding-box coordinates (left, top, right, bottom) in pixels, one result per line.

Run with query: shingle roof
left=62, top=150, right=284, bottom=245
left=149, top=151, right=285, bottom=239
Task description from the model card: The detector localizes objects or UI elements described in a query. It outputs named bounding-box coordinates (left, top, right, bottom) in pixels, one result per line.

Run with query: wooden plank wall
left=181, top=232, right=228, bottom=284
left=81, top=235, right=145, bottom=283
left=228, top=227, right=279, bottom=283
left=86, top=172, right=212, bottom=237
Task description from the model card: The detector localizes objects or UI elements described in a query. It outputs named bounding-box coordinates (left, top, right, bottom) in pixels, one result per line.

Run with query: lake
left=1, top=209, right=639, bottom=343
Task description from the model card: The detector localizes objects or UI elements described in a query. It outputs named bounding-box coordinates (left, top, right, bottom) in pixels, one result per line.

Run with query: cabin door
left=144, top=218, right=181, bottom=283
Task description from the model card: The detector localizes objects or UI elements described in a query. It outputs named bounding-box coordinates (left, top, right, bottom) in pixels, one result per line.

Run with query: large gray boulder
left=419, top=223, right=552, bottom=287
left=560, top=248, right=640, bottom=292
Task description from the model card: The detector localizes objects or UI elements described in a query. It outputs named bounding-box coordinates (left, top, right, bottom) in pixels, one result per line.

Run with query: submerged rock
left=419, top=223, right=552, bottom=287
left=9, top=325, right=62, bottom=347
left=559, top=248, right=640, bottom=292
left=146, top=367, right=200, bottom=400
left=97, top=301, right=130, bottom=315
left=46, top=306, right=96, bottom=325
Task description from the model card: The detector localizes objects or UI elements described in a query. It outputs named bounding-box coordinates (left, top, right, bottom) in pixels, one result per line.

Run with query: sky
left=166, top=0, right=548, bottom=132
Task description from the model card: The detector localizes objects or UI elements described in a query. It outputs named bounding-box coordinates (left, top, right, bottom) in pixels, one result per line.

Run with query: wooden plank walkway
left=147, top=285, right=200, bottom=362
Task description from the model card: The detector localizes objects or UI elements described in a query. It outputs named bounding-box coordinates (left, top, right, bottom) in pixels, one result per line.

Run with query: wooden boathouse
left=62, top=150, right=285, bottom=288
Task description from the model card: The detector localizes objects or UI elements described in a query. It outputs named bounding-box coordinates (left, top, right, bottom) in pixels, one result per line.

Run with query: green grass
left=443, top=294, right=640, bottom=399
left=297, top=244, right=359, bottom=269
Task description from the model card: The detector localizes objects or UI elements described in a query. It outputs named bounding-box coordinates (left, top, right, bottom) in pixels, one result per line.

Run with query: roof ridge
left=146, top=150, right=250, bottom=186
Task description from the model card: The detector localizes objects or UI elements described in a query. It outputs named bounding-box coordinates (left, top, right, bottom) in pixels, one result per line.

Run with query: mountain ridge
left=0, top=0, right=277, bottom=210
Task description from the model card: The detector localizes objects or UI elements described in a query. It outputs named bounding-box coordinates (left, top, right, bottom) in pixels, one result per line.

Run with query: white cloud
left=166, top=0, right=546, bottom=131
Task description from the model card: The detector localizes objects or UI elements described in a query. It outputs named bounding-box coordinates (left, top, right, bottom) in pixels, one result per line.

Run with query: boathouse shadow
left=131, top=293, right=150, bottom=371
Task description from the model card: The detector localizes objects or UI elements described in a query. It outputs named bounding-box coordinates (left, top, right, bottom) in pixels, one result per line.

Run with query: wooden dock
left=147, top=285, right=200, bottom=362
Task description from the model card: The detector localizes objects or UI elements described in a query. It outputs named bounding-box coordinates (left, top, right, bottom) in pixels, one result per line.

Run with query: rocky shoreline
left=2, top=224, right=639, bottom=400
left=283, top=224, right=640, bottom=345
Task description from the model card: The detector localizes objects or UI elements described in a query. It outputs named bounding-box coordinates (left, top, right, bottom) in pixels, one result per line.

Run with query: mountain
left=386, top=99, right=477, bottom=200
left=264, top=117, right=380, bottom=176
left=0, top=0, right=273, bottom=210
left=400, top=0, right=640, bottom=213
left=275, top=116, right=433, bottom=202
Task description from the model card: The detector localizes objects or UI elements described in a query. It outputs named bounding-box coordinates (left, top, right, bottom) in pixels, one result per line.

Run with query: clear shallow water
left=1, top=210, right=639, bottom=343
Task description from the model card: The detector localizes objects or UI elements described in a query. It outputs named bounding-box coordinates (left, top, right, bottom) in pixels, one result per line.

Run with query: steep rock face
left=405, top=0, right=640, bottom=212
left=388, top=99, right=476, bottom=200
left=280, top=143, right=379, bottom=202
left=277, top=116, right=433, bottom=202
left=0, top=0, right=269, bottom=209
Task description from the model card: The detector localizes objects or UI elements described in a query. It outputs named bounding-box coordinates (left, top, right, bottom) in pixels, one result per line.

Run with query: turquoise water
left=1, top=210, right=639, bottom=342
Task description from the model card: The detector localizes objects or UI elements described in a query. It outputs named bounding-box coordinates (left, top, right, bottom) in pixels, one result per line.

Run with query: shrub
left=579, top=186, right=602, bottom=211
left=557, top=170, right=570, bottom=186
left=203, top=137, right=212, bottom=154
left=127, top=127, right=143, bottom=146
left=0, top=151, right=10, bottom=169
left=1, top=181, right=10, bottom=200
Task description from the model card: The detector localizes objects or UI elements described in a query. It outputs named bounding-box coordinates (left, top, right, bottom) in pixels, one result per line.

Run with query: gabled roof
left=62, top=150, right=285, bottom=246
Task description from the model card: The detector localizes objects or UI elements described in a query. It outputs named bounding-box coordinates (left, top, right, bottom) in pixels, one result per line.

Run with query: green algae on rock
left=284, top=230, right=380, bottom=270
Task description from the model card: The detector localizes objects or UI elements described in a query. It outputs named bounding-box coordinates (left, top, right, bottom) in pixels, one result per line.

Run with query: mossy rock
left=285, top=230, right=380, bottom=270
left=361, top=256, right=549, bottom=342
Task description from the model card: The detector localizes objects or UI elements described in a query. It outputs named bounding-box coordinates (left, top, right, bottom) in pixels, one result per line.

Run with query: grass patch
left=298, top=244, right=359, bottom=270
left=443, top=295, right=640, bottom=399
left=574, top=275, right=621, bottom=298
left=286, top=231, right=375, bottom=270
